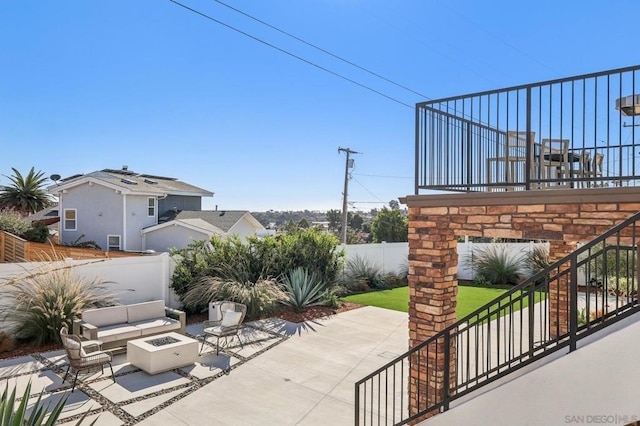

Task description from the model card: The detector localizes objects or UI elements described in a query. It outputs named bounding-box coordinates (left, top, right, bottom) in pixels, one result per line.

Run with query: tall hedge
left=170, top=229, right=344, bottom=306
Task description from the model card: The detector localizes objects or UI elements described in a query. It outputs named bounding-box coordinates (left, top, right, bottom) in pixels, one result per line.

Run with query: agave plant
left=0, top=381, right=94, bottom=425
left=281, top=267, right=328, bottom=313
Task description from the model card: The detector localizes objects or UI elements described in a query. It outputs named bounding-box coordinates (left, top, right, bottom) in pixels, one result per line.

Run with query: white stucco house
left=47, top=167, right=262, bottom=252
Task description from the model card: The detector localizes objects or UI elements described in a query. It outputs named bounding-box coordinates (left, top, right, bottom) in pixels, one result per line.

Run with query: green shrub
left=0, top=209, right=30, bottom=237
left=527, top=245, right=549, bottom=274
left=473, top=274, right=491, bottom=287
left=471, top=244, right=526, bottom=286
left=0, top=263, right=117, bottom=345
left=343, top=255, right=384, bottom=291
left=170, top=229, right=344, bottom=308
left=23, top=221, right=50, bottom=243
left=281, top=267, right=328, bottom=313
left=63, top=233, right=101, bottom=249
left=181, top=275, right=286, bottom=319
left=607, top=276, right=636, bottom=297
left=584, top=242, right=637, bottom=280
left=323, top=286, right=345, bottom=309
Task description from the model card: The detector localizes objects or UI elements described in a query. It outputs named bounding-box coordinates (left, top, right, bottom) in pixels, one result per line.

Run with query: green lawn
left=342, top=284, right=543, bottom=320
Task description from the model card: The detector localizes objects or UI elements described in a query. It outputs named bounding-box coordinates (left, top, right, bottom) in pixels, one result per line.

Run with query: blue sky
left=1, top=0, right=639, bottom=212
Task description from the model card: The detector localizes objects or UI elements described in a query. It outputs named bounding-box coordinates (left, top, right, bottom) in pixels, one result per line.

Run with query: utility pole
left=338, top=147, right=359, bottom=244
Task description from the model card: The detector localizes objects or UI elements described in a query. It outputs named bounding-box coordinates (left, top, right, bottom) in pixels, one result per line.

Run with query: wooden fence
left=0, top=231, right=140, bottom=263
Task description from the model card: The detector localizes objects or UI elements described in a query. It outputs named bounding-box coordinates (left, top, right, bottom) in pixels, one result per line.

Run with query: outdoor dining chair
left=200, top=301, right=247, bottom=355
left=60, top=326, right=115, bottom=392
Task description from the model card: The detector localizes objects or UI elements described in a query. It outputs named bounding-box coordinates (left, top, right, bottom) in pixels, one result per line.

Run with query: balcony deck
left=415, top=65, right=640, bottom=194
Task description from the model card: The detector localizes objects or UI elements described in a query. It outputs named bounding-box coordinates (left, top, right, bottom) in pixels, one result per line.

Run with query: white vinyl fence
left=0, top=253, right=179, bottom=308
left=457, top=242, right=548, bottom=281
left=0, top=242, right=550, bottom=323
left=342, top=242, right=551, bottom=282
left=341, top=242, right=409, bottom=276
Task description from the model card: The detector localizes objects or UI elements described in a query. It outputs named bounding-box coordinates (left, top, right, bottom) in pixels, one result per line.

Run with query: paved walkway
left=0, top=307, right=408, bottom=425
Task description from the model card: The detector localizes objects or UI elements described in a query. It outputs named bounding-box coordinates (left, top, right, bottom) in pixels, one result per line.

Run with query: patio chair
left=60, top=326, right=115, bottom=392
left=200, top=301, right=247, bottom=355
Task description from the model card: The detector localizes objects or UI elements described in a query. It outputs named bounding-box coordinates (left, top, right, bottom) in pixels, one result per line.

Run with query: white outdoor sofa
left=72, top=300, right=186, bottom=350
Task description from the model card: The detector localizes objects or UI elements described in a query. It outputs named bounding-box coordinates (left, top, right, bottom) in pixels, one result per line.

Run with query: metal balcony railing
left=355, top=212, right=640, bottom=425
left=416, top=65, right=640, bottom=193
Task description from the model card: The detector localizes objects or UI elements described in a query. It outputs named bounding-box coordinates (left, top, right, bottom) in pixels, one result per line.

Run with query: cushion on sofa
left=127, top=300, right=166, bottom=323
left=88, top=324, right=142, bottom=344
left=82, top=305, right=128, bottom=328
left=129, top=318, right=181, bottom=335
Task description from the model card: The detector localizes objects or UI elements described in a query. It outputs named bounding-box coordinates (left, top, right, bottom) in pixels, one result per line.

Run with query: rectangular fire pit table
left=127, top=332, right=198, bottom=374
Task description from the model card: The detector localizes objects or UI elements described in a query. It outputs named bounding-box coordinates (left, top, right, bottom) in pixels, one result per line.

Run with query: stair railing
left=355, top=211, right=640, bottom=425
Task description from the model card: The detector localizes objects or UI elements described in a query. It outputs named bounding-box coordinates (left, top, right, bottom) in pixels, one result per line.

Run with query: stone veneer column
left=548, top=240, right=577, bottom=338
left=408, top=207, right=458, bottom=422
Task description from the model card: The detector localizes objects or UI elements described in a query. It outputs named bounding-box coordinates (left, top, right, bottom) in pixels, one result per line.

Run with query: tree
left=298, top=218, right=310, bottom=229
left=348, top=212, right=364, bottom=231
left=370, top=207, right=408, bottom=243
left=389, top=199, right=400, bottom=210
left=326, top=209, right=341, bottom=233
left=0, top=167, right=52, bottom=215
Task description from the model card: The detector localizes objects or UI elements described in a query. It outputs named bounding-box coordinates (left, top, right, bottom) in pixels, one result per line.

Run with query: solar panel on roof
left=102, top=168, right=137, bottom=176
left=139, top=174, right=177, bottom=181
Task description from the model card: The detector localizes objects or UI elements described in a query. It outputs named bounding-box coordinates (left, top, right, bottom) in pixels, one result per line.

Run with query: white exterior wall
left=59, top=183, right=124, bottom=249
left=124, top=194, right=158, bottom=251
left=227, top=217, right=263, bottom=241
left=144, top=225, right=211, bottom=252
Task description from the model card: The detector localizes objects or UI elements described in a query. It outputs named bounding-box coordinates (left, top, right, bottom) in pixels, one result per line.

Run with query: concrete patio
left=0, top=307, right=408, bottom=425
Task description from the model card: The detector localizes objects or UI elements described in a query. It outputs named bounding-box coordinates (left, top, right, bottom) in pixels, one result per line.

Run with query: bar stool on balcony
left=575, top=152, right=604, bottom=187
left=539, top=138, right=570, bottom=187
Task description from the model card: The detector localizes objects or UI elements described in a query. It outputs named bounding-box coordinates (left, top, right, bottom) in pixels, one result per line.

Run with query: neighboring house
left=48, top=168, right=213, bottom=251
left=27, top=205, right=60, bottom=226
left=142, top=210, right=265, bottom=252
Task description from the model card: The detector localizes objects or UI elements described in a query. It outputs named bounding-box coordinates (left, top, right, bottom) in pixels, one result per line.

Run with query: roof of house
left=158, top=210, right=261, bottom=233
left=48, top=168, right=213, bottom=197
left=27, top=206, right=59, bottom=223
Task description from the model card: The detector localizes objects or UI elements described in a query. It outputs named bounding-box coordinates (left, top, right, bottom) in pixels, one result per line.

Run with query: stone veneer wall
left=402, top=187, right=640, bottom=422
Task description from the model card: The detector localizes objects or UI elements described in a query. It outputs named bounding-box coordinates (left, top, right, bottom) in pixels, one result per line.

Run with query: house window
left=148, top=197, right=156, bottom=217
left=107, top=235, right=121, bottom=251
left=63, top=209, right=77, bottom=231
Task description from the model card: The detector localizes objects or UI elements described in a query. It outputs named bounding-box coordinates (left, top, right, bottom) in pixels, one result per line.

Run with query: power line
left=435, top=0, right=560, bottom=76
left=169, top=0, right=414, bottom=109
left=211, top=0, right=431, bottom=100
left=352, top=176, right=386, bottom=203
left=354, top=173, right=412, bottom=179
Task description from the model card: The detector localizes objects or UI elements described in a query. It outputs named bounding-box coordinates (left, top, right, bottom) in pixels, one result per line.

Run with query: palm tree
left=0, top=167, right=52, bottom=215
